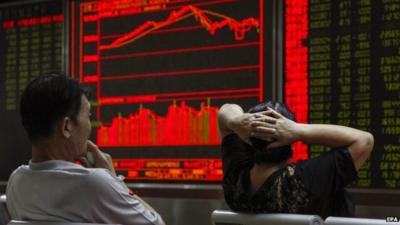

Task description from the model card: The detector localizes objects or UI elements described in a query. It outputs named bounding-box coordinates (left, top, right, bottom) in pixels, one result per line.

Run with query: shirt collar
left=29, top=160, right=83, bottom=171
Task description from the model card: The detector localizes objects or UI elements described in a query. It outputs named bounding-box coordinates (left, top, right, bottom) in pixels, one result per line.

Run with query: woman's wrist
left=293, top=122, right=307, bottom=142
left=227, top=114, right=242, bottom=133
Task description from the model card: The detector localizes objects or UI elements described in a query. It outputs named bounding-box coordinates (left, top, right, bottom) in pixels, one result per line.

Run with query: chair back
left=0, top=195, right=10, bottom=225
left=325, top=216, right=389, bottom=225
left=211, top=210, right=324, bottom=225
left=8, top=221, right=120, bottom=225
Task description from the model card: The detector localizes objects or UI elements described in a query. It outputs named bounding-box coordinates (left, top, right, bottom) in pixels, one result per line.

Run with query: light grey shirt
left=6, top=160, right=165, bottom=225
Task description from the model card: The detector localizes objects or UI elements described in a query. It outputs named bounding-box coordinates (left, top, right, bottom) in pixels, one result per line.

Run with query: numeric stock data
left=285, top=0, right=400, bottom=188
left=0, top=0, right=64, bottom=181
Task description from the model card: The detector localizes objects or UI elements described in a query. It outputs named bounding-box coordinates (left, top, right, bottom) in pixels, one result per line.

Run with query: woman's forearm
left=296, top=123, right=374, bottom=170
left=217, top=103, right=245, bottom=137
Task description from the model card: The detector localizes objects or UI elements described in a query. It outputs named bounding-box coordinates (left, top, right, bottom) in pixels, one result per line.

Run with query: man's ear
left=60, top=117, right=73, bottom=138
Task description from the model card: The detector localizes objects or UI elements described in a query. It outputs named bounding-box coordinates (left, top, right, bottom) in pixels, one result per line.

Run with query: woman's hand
left=228, top=113, right=257, bottom=144
left=250, top=108, right=300, bottom=149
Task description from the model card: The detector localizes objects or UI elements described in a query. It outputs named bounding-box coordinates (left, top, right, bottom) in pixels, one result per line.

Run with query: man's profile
left=6, top=74, right=165, bottom=225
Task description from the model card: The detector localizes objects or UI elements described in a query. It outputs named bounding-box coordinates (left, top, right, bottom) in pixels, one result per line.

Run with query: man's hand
left=79, top=140, right=116, bottom=176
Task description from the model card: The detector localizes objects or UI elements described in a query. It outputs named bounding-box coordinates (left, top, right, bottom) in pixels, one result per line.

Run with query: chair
left=325, top=216, right=389, bottom=225
left=0, top=194, right=10, bottom=225
left=8, top=221, right=120, bottom=225
left=211, top=210, right=324, bottom=225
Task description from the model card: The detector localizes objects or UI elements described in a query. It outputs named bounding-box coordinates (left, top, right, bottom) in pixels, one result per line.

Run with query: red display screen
left=284, top=0, right=309, bottom=162
left=70, top=0, right=266, bottom=182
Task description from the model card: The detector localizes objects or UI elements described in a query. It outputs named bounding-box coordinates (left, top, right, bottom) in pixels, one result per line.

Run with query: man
left=6, top=74, right=165, bottom=225
left=218, top=101, right=374, bottom=218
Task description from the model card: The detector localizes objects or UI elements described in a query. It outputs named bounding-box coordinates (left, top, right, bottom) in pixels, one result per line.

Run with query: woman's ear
left=60, top=117, right=73, bottom=138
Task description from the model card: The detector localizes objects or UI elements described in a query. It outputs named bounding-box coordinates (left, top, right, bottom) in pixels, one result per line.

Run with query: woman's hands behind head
left=218, top=103, right=301, bottom=148
left=250, top=108, right=301, bottom=149
left=228, top=113, right=258, bottom=144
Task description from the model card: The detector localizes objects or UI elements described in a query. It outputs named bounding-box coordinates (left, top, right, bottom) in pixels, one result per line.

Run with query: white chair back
left=0, top=194, right=10, bottom=225
left=8, top=221, right=120, bottom=225
left=325, top=216, right=389, bottom=225
left=211, top=210, right=324, bottom=225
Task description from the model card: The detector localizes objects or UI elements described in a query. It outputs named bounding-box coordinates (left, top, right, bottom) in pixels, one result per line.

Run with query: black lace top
left=221, top=134, right=358, bottom=219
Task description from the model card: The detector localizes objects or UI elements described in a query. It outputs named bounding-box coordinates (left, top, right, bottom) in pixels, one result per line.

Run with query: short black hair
left=248, top=101, right=295, bottom=164
left=20, top=73, right=89, bottom=143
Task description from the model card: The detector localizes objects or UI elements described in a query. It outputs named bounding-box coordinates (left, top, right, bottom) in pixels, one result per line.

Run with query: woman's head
left=248, top=101, right=295, bottom=164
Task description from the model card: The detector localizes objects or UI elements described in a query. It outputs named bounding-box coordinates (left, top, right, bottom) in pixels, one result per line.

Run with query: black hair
left=20, top=73, right=89, bottom=143
left=248, top=101, right=295, bottom=164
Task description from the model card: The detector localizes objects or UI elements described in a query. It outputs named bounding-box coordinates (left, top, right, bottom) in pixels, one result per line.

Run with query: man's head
left=20, top=74, right=91, bottom=158
left=248, top=101, right=295, bottom=164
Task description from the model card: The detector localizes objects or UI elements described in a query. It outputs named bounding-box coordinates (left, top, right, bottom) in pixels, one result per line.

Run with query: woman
left=218, top=101, right=373, bottom=218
